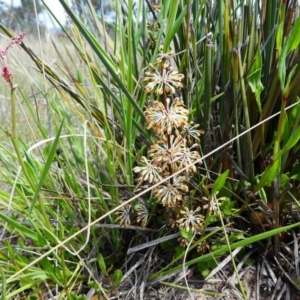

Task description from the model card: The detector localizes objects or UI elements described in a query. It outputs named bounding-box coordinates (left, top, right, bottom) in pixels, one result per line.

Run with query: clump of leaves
left=0, top=0, right=300, bottom=299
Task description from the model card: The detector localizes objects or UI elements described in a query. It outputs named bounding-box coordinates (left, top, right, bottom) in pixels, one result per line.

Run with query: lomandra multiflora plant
left=117, top=47, right=212, bottom=248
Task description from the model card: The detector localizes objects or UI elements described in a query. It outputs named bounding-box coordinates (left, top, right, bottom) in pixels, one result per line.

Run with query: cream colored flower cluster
left=132, top=48, right=205, bottom=233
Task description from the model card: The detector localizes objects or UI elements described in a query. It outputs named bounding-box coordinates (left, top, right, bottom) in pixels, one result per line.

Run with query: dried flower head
left=177, top=237, right=194, bottom=248
left=148, top=135, right=186, bottom=171
left=177, top=206, right=205, bottom=232
left=167, top=216, right=177, bottom=228
left=182, top=123, right=205, bottom=142
left=133, top=156, right=163, bottom=184
left=135, top=203, right=149, bottom=227
left=153, top=183, right=183, bottom=207
left=147, top=21, right=160, bottom=31
left=152, top=176, right=188, bottom=208
left=203, top=197, right=221, bottom=214
left=115, top=204, right=132, bottom=227
left=178, top=146, right=201, bottom=175
left=151, top=3, right=161, bottom=12
left=145, top=98, right=188, bottom=136
left=196, top=240, right=210, bottom=253
left=157, top=50, right=174, bottom=62
left=143, top=64, right=184, bottom=95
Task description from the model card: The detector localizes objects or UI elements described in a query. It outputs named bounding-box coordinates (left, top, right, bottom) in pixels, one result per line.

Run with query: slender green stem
left=203, top=41, right=212, bottom=132
left=185, top=0, right=190, bottom=107
left=10, top=86, right=36, bottom=191
left=237, top=47, right=255, bottom=184
left=59, top=228, right=69, bottom=295
left=218, top=0, right=226, bottom=132
left=271, top=0, right=287, bottom=255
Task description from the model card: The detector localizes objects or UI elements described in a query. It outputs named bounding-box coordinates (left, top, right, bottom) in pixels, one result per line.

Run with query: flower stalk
left=0, top=33, right=52, bottom=230
left=0, top=33, right=36, bottom=190
left=131, top=47, right=205, bottom=233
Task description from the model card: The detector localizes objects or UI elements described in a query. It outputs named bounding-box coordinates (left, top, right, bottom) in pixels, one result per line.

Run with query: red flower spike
left=2, top=67, right=13, bottom=82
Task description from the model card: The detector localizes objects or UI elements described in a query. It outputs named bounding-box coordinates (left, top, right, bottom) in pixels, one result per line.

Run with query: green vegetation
left=0, top=0, right=300, bottom=299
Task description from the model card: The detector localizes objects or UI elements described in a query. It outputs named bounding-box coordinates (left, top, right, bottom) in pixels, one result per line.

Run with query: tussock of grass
left=0, top=0, right=300, bottom=299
